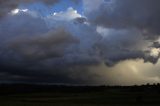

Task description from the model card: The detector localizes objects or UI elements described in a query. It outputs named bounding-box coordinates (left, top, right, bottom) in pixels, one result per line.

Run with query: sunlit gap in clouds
left=10, top=8, right=28, bottom=15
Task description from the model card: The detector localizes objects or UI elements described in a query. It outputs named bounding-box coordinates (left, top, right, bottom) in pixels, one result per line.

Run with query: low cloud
left=9, top=28, right=78, bottom=61
left=0, top=0, right=160, bottom=85
left=84, top=0, right=160, bottom=37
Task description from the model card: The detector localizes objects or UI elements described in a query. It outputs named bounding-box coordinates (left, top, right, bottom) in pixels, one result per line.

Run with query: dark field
left=0, top=84, right=160, bottom=106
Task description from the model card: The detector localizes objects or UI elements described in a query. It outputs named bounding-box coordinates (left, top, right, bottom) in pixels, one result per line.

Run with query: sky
left=0, top=0, right=160, bottom=85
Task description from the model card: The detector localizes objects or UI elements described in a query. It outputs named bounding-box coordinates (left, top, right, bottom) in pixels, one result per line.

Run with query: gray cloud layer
left=85, top=0, right=160, bottom=37
left=0, top=0, right=60, bottom=17
left=84, top=0, right=160, bottom=64
left=0, top=0, right=160, bottom=85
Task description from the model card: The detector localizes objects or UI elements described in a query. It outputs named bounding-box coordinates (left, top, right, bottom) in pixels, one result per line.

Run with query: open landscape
left=1, top=84, right=160, bottom=106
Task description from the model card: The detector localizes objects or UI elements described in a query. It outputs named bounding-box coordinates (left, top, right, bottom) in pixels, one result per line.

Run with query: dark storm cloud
left=0, top=0, right=60, bottom=17
left=85, top=0, right=160, bottom=37
left=0, top=13, right=79, bottom=66
left=0, top=8, right=101, bottom=84
left=83, top=0, right=160, bottom=66
left=0, top=64, right=102, bottom=84
left=0, top=0, right=82, bottom=18
left=152, top=42, right=160, bottom=48
left=1, top=0, right=160, bottom=85
left=9, top=28, right=78, bottom=61
left=0, top=14, right=47, bottom=72
left=99, top=42, right=159, bottom=66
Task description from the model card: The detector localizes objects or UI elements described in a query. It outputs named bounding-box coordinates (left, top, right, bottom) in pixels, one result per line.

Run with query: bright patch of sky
left=51, top=0, right=83, bottom=14
left=18, top=0, right=83, bottom=17
left=11, top=8, right=28, bottom=15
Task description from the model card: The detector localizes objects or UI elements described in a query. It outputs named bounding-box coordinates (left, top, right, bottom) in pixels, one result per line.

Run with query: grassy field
left=0, top=85, right=160, bottom=106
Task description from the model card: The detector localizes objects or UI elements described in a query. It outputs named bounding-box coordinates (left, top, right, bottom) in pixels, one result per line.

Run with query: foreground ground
left=0, top=84, right=160, bottom=106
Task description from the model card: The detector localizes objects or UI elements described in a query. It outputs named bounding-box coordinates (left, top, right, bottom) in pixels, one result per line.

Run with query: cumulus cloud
left=0, top=0, right=60, bottom=17
left=9, top=28, right=78, bottom=61
left=0, top=0, right=160, bottom=85
left=84, top=0, right=160, bottom=36
left=48, top=7, right=82, bottom=21
left=0, top=4, right=102, bottom=84
left=82, top=0, right=160, bottom=66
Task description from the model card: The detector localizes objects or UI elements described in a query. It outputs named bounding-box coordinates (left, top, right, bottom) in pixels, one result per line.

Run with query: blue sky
left=19, top=0, right=83, bottom=16
left=51, top=0, right=83, bottom=14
